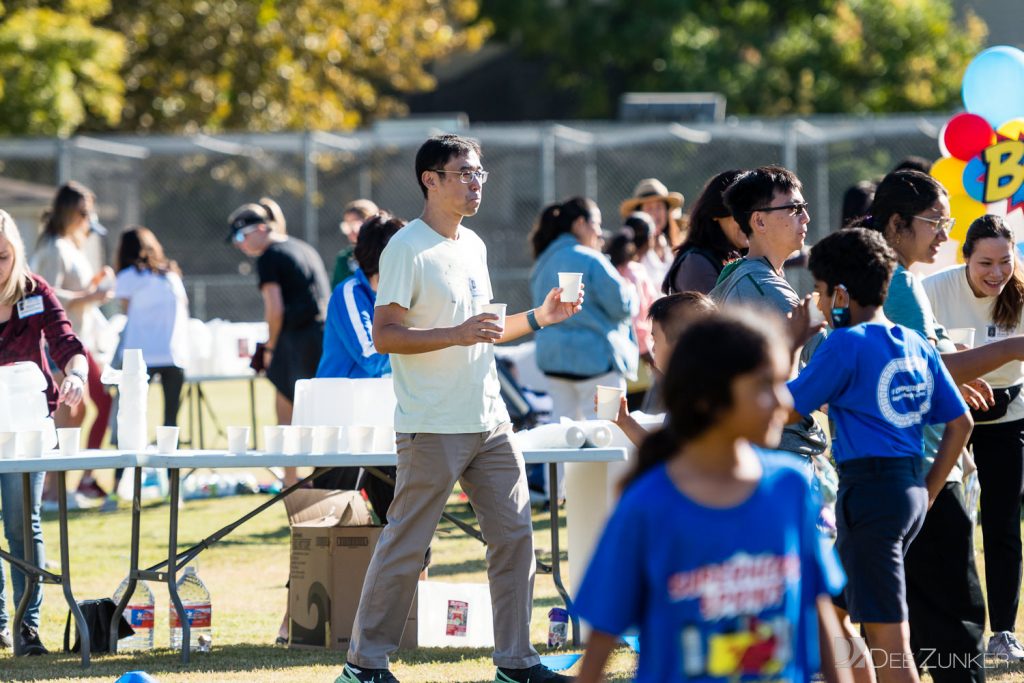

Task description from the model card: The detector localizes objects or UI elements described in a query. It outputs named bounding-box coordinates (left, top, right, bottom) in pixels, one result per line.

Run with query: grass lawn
left=1, top=379, right=1023, bottom=681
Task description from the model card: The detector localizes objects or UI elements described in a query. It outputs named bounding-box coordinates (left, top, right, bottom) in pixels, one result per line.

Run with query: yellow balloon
left=997, top=118, right=1024, bottom=140
left=948, top=194, right=990, bottom=244
left=931, top=157, right=968, bottom=195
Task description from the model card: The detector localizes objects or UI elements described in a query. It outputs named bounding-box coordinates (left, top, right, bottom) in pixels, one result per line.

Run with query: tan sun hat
left=619, top=178, right=684, bottom=218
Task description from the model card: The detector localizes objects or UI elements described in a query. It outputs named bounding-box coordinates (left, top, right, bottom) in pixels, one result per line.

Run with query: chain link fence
left=0, top=114, right=949, bottom=321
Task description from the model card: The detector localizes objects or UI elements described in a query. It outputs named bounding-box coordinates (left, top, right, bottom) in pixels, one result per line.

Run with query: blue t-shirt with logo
left=574, top=452, right=845, bottom=683
left=787, top=322, right=967, bottom=463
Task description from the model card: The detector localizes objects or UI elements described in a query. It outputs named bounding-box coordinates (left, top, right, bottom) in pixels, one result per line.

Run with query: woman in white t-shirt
left=114, top=226, right=189, bottom=429
left=923, top=214, right=1024, bottom=657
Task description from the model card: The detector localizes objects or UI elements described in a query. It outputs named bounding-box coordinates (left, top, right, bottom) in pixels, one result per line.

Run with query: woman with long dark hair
left=31, top=181, right=114, bottom=501
left=528, top=197, right=637, bottom=423
left=923, top=214, right=1024, bottom=663
left=662, top=170, right=747, bottom=294
left=114, top=226, right=189, bottom=431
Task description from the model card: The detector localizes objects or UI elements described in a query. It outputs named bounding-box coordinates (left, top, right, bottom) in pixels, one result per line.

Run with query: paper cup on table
left=558, top=272, right=583, bottom=303
left=480, top=303, right=507, bottom=331
left=946, top=327, right=976, bottom=349
left=595, top=385, right=625, bottom=421
left=18, top=430, right=43, bottom=458
left=57, top=428, right=81, bottom=456
left=313, top=426, right=340, bottom=454
left=282, top=426, right=300, bottom=455
left=348, top=426, right=374, bottom=453
left=372, top=426, right=397, bottom=453
left=156, top=426, right=180, bottom=454
left=227, top=426, right=250, bottom=455
left=297, top=426, right=314, bottom=454
left=263, top=425, right=285, bottom=453
left=0, top=432, right=15, bottom=459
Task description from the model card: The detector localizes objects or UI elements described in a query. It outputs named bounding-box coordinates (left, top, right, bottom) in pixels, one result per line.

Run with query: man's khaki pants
left=348, top=422, right=542, bottom=670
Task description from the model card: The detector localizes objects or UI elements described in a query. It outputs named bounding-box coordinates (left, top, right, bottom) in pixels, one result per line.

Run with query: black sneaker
left=335, top=661, right=400, bottom=683
left=495, top=664, right=571, bottom=682
left=0, top=627, right=11, bottom=649
left=19, top=625, right=49, bottom=656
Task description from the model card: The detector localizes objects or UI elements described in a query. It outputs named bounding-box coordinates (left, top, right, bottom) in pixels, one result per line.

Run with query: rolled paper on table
left=581, top=421, right=613, bottom=448
left=516, top=423, right=586, bottom=449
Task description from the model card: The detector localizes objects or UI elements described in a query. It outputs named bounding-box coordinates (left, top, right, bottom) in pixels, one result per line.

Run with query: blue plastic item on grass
left=540, top=653, right=582, bottom=671
left=115, top=671, right=159, bottom=683
left=622, top=634, right=641, bottom=653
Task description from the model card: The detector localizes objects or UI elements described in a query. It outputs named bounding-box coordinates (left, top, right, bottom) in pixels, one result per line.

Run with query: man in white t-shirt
left=338, top=135, right=583, bottom=683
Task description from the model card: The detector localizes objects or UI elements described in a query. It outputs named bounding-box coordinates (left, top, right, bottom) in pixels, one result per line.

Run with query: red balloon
left=941, top=113, right=996, bottom=161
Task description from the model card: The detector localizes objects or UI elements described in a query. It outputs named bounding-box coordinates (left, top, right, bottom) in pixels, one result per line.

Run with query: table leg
left=167, top=469, right=190, bottom=664
left=249, top=378, right=258, bottom=450
left=185, top=382, right=196, bottom=448
left=11, top=473, right=34, bottom=657
left=196, top=383, right=206, bottom=449
left=548, top=462, right=579, bottom=647
left=110, top=466, right=143, bottom=653
left=57, top=473, right=90, bottom=666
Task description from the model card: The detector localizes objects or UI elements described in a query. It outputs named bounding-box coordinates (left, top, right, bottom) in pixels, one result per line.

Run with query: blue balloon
left=962, top=156, right=986, bottom=202
left=963, top=46, right=1024, bottom=127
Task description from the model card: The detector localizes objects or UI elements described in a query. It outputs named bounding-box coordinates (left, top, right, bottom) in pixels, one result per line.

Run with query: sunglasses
left=754, top=201, right=809, bottom=217
left=233, top=225, right=261, bottom=243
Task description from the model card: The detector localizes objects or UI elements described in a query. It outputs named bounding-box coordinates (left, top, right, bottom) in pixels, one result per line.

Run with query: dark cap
left=226, top=210, right=265, bottom=243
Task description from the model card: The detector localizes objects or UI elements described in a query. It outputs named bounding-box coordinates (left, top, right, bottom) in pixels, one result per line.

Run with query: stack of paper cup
left=117, top=350, right=149, bottom=452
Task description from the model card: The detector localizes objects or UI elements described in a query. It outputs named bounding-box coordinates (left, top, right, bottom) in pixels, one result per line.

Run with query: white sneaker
left=987, top=631, right=1024, bottom=660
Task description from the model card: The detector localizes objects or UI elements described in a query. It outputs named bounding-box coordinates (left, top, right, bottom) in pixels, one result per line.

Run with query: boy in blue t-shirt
left=574, top=310, right=847, bottom=683
left=787, top=228, right=972, bottom=683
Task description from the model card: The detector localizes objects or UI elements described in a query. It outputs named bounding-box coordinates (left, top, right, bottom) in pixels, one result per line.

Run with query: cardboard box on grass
left=286, top=489, right=416, bottom=651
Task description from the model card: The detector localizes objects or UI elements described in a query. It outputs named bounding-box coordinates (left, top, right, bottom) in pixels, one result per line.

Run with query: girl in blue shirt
left=575, top=309, right=846, bottom=683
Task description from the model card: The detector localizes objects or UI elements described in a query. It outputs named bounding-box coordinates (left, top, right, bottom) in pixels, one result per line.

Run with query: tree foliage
left=481, top=0, right=987, bottom=117
left=99, top=0, right=491, bottom=133
left=0, top=0, right=125, bottom=136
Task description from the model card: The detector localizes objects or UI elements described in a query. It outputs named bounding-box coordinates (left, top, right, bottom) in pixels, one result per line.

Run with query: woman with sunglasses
left=31, top=181, right=114, bottom=502
left=228, top=198, right=330, bottom=483
left=923, top=214, right=1024, bottom=663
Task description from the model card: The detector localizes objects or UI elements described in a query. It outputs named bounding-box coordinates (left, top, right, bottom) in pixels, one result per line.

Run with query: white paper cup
left=313, top=426, right=341, bottom=454
left=480, top=303, right=507, bottom=331
left=263, top=425, right=285, bottom=454
left=595, top=385, right=625, bottom=421
left=156, top=426, right=180, bottom=454
left=372, top=426, right=397, bottom=453
left=0, top=432, right=16, bottom=459
left=348, top=426, right=374, bottom=453
left=227, top=426, right=250, bottom=455
left=122, top=349, right=145, bottom=374
left=558, top=272, right=583, bottom=303
left=18, top=430, right=43, bottom=458
left=808, top=292, right=825, bottom=327
left=57, top=428, right=81, bottom=456
left=947, top=327, right=976, bottom=349
left=282, top=426, right=300, bottom=455
left=297, top=426, right=314, bottom=455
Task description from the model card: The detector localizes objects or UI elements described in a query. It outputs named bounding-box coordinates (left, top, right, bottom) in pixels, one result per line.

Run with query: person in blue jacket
left=317, top=212, right=403, bottom=379
left=314, top=212, right=404, bottom=510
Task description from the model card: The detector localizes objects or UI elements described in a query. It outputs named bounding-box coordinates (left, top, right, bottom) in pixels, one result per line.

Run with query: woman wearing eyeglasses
left=922, top=214, right=1024, bottom=664
left=31, top=181, right=115, bottom=501
left=227, top=198, right=330, bottom=481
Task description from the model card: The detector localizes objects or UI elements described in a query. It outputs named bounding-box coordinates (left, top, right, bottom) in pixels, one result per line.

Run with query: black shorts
left=833, top=456, right=927, bottom=623
left=266, top=324, right=323, bottom=402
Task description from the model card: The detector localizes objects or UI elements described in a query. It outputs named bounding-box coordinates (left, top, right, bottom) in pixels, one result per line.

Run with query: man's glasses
left=432, top=169, right=489, bottom=184
left=913, top=215, right=955, bottom=235
left=755, top=201, right=809, bottom=217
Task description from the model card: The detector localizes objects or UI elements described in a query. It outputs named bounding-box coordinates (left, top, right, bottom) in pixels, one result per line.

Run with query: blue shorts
left=833, top=456, right=927, bottom=623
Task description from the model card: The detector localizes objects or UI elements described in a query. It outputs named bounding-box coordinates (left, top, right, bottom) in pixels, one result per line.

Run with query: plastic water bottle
left=112, top=578, right=155, bottom=651
left=169, top=566, right=212, bottom=652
